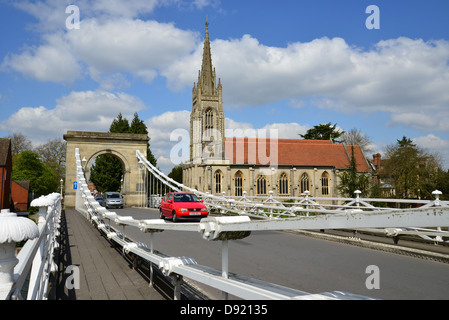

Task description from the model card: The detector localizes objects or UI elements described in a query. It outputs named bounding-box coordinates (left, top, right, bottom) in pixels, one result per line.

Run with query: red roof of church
left=224, top=138, right=371, bottom=172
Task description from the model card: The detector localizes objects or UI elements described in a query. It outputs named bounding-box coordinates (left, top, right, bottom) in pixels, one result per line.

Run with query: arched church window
left=205, top=108, right=214, bottom=138
left=321, top=172, right=330, bottom=195
left=256, top=175, right=267, bottom=196
left=214, top=170, right=222, bottom=194
left=235, top=171, right=243, bottom=196
left=279, top=172, right=289, bottom=196
left=300, top=173, right=310, bottom=194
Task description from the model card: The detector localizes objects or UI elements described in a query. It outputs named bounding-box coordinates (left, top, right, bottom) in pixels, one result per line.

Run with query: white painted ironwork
left=1, top=193, right=62, bottom=300
left=67, top=148, right=449, bottom=300
left=136, top=149, right=449, bottom=244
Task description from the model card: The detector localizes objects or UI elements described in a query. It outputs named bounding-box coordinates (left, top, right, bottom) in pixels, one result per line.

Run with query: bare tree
left=341, top=128, right=374, bottom=155
left=8, top=133, right=32, bottom=156
left=34, top=139, right=67, bottom=181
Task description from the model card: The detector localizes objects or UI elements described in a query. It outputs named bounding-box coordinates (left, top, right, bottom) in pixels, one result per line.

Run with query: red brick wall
left=1, top=168, right=12, bottom=210
left=11, top=181, right=29, bottom=212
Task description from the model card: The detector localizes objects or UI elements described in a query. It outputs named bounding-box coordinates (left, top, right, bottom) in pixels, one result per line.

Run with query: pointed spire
left=200, top=18, right=216, bottom=95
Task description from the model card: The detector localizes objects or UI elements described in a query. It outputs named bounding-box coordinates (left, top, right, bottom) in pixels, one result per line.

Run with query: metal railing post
left=0, top=209, right=39, bottom=300
left=149, top=232, right=154, bottom=287
left=172, top=275, right=182, bottom=300
left=222, top=239, right=229, bottom=300
left=27, top=196, right=53, bottom=300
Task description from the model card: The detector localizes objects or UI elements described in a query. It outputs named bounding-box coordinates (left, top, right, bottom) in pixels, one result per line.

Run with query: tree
left=89, top=154, right=123, bottom=193
left=34, top=139, right=66, bottom=181
left=8, top=133, right=32, bottom=164
left=300, top=123, right=344, bottom=143
left=436, top=169, right=449, bottom=200
left=168, top=164, right=183, bottom=184
left=89, top=113, right=157, bottom=192
left=340, top=128, right=374, bottom=155
left=338, top=147, right=371, bottom=197
left=380, top=136, right=440, bottom=199
left=12, top=151, right=58, bottom=197
left=109, top=113, right=130, bottom=133
left=129, top=112, right=157, bottom=167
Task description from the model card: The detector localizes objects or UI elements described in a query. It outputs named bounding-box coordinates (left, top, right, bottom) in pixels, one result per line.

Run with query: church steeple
left=190, top=18, right=225, bottom=165
left=198, top=19, right=216, bottom=96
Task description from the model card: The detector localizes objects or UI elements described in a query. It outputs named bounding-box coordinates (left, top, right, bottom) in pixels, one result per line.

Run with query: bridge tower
left=63, top=131, right=148, bottom=208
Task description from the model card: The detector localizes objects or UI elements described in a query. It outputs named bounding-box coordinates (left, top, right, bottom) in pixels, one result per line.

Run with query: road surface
left=107, top=208, right=449, bottom=300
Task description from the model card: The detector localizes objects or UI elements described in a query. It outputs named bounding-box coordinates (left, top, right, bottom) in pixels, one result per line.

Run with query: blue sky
left=0, top=0, right=448, bottom=174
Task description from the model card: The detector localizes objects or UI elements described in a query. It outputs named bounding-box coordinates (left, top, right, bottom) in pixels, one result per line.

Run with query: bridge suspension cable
left=68, top=147, right=449, bottom=300
left=136, top=150, right=449, bottom=244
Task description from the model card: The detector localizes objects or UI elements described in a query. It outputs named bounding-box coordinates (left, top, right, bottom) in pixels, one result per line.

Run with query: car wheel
left=159, top=209, right=164, bottom=220
left=172, top=211, right=178, bottom=222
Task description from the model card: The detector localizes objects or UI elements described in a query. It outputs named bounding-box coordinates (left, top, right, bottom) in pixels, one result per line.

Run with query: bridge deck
left=52, top=209, right=165, bottom=300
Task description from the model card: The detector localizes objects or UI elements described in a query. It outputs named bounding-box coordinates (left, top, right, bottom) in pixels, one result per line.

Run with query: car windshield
left=173, top=194, right=200, bottom=203
left=107, top=194, right=121, bottom=199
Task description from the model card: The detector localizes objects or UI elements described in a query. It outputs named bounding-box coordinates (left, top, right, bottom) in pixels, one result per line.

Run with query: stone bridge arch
left=63, top=131, right=149, bottom=208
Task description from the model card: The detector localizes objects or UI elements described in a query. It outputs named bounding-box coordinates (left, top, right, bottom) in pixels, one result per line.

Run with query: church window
left=256, top=175, right=267, bottom=195
left=205, top=108, right=214, bottom=138
left=300, top=173, right=310, bottom=194
left=235, top=171, right=243, bottom=196
left=214, top=170, right=222, bottom=194
left=279, top=172, right=289, bottom=196
left=321, top=172, right=330, bottom=195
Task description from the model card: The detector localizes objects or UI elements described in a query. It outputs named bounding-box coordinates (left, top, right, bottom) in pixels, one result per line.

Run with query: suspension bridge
left=2, top=146, right=449, bottom=301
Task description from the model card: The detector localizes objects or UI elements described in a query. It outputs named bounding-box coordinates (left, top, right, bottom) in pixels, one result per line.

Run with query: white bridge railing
left=1, top=193, right=62, bottom=300
left=72, top=148, right=449, bottom=300
left=136, top=150, right=449, bottom=245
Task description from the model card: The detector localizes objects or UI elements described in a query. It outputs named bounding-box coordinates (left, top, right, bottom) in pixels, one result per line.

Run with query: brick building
left=11, top=180, right=31, bottom=212
left=0, top=138, right=12, bottom=210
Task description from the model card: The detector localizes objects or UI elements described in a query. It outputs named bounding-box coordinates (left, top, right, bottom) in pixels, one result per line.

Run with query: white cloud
left=0, top=90, right=147, bottom=143
left=389, top=112, right=449, bottom=132
left=2, top=32, right=82, bottom=83
left=4, top=1, right=449, bottom=135
left=144, top=110, right=310, bottom=173
left=141, top=110, right=190, bottom=173
left=2, top=16, right=200, bottom=87
left=413, top=134, right=449, bottom=169
left=67, top=18, right=199, bottom=76
left=13, top=0, right=176, bottom=31
left=165, top=35, right=449, bottom=132
left=414, top=134, right=449, bottom=150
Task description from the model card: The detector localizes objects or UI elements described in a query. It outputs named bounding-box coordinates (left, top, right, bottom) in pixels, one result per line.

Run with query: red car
left=159, top=192, right=209, bottom=222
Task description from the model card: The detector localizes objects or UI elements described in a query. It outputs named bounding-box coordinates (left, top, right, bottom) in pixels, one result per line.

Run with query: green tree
left=338, top=147, right=371, bottom=197
left=168, top=164, right=183, bottom=184
left=381, top=136, right=440, bottom=199
left=129, top=112, right=157, bottom=167
left=34, top=138, right=66, bottom=182
left=89, top=113, right=157, bottom=192
left=109, top=113, right=130, bottom=133
left=89, top=154, right=123, bottom=193
left=300, top=123, right=344, bottom=143
left=12, top=151, right=58, bottom=197
left=436, top=169, right=449, bottom=200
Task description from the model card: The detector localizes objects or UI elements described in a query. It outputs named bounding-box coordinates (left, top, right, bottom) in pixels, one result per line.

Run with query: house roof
left=224, top=138, right=371, bottom=172
left=0, top=138, right=12, bottom=166
left=13, top=180, right=30, bottom=191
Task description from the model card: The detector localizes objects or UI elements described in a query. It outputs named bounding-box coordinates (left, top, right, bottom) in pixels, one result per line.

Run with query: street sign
left=73, top=181, right=78, bottom=190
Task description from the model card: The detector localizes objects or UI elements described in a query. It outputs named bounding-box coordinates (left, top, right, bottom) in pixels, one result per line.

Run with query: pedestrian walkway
left=51, top=209, right=165, bottom=300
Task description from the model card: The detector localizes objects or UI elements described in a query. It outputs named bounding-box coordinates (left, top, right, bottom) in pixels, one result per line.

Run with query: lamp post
left=60, top=178, right=63, bottom=196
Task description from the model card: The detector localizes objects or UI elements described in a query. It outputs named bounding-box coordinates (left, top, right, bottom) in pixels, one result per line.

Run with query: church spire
left=199, top=18, right=216, bottom=95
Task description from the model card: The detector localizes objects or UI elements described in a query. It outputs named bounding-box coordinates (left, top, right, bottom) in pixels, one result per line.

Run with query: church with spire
left=183, top=21, right=372, bottom=198
left=189, top=19, right=225, bottom=165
